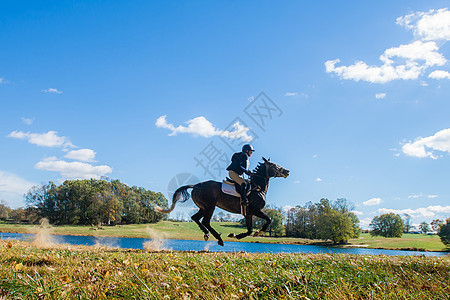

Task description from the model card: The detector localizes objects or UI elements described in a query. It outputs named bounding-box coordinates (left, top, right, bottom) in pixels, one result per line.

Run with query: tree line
left=16, top=179, right=168, bottom=225
left=369, top=212, right=450, bottom=246
left=283, top=198, right=360, bottom=244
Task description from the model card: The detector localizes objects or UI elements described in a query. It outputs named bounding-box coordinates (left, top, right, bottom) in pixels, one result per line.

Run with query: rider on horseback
left=226, top=144, right=254, bottom=205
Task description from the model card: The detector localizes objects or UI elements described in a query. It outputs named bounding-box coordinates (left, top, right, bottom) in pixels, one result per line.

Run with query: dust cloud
left=30, top=218, right=55, bottom=247
left=143, top=228, right=171, bottom=251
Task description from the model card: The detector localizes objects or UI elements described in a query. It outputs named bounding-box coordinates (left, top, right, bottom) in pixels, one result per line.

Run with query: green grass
left=1, top=240, right=448, bottom=299
left=349, top=233, right=447, bottom=252
left=0, top=221, right=448, bottom=252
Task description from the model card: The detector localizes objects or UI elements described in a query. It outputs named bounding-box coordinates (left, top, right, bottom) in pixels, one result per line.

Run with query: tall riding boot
left=240, top=183, right=248, bottom=205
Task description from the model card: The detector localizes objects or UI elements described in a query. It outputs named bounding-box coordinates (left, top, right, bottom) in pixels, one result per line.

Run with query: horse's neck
left=261, top=180, right=269, bottom=193
left=251, top=175, right=269, bottom=193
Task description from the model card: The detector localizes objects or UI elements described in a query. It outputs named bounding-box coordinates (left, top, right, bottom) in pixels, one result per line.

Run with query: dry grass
left=1, top=239, right=449, bottom=299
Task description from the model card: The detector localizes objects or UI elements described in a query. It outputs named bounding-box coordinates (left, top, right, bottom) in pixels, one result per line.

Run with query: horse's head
left=263, top=157, right=289, bottom=178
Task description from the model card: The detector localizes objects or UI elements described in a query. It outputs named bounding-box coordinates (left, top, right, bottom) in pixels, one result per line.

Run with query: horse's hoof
left=204, top=234, right=209, bottom=241
left=228, top=233, right=236, bottom=238
left=218, top=240, right=224, bottom=246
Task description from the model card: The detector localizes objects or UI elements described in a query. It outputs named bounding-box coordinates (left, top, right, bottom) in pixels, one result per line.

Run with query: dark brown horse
left=155, top=158, right=289, bottom=246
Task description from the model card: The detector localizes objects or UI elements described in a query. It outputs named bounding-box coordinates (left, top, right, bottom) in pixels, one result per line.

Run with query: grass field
left=1, top=240, right=449, bottom=299
left=349, top=233, right=447, bottom=252
left=0, top=221, right=448, bottom=252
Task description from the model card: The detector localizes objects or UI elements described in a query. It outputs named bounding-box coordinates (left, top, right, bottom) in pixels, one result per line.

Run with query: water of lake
left=1, top=232, right=447, bottom=257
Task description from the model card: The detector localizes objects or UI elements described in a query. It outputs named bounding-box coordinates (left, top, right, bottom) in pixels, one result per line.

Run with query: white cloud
left=325, top=41, right=445, bottom=83
left=408, top=193, right=438, bottom=199
left=325, top=8, right=450, bottom=84
left=375, top=93, right=386, bottom=99
left=156, top=115, right=253, bottom=142
left=0, top=171, right=36, bottom=207
left=360, top=217, right=372, bottom=229
left=0, top=171, right=35, bottom=196
left=0, top=78, right=4, bottom=84
left=377, top=205, right=450, bottom=218
left=363, top=197, right=382, bottom=206
left=351, top=210, right=364, bottom=216
left=315, top=177, right=322, bottom=182
left=21, top=117, right=34, bottom=125
left=429, top=70, right=450, bottom=79
left=64, top=149, right=96, bottom=162
left=285, top=92, right=298, bottom=97
left=7, top=130, right=75, bottom=148
left=41, top=88, right=63, bottom=94
left=293, top=180, right=301, bottom=184
left=35, top=157, right=112, bottom=180
left=401, top=128, right=450, bottom=159
left=397, top=8, right=450, bottom=41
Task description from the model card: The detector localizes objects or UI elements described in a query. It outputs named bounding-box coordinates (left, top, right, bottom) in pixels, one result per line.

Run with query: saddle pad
left=221, top=182, right=240, bottom=197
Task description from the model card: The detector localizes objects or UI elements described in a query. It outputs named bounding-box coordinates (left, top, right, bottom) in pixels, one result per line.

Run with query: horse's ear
left=263, top=157, right=268, bottom=163
left=268, top=157, right=271, bottom=161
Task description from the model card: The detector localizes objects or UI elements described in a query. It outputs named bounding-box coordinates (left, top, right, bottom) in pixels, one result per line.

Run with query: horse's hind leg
left=191, top=209, right=210, bottom=241
left=201, top=207, right=224, bottom=246
left=253, top=210, right=271, bottom=236
left=236, top=215, right=253, bottom=239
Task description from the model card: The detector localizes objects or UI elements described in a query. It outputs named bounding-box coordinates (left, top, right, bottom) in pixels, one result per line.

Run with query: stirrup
left=240, top=198, right=249, bottom=206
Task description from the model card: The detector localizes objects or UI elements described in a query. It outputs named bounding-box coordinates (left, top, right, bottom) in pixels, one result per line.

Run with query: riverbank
left=2, top=240, right=449, bottom=299
left=0, top=221, right=448, bottom=252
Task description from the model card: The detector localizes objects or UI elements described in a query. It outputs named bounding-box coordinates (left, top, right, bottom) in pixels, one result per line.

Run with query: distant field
left=0, top=221, right=448, bottom=252
left=1, top=240, right=449, bottom=299
left=349, top=233, right=447, bottom=252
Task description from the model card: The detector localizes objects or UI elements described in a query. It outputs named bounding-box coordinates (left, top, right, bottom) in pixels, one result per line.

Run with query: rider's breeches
left=228, top=170, right=245, bottom=186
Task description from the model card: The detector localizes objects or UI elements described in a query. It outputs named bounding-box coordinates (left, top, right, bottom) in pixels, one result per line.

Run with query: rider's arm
left=241, top=166, right=253, bottom=176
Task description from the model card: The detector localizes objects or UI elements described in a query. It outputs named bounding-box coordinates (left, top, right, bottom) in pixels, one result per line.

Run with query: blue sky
left=1, top=1, right=449, bottom=229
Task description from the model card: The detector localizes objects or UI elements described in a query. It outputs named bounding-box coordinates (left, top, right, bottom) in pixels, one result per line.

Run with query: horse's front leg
left=234, top=215, right=253, bottom=239
left=253, top=210, right=271, bottom=237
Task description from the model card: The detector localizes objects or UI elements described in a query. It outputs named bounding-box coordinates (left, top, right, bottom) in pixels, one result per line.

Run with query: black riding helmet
left=242, top=144, right=255, bottom=153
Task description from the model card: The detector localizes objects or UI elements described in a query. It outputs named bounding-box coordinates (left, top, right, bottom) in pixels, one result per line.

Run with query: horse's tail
left=154, top=185, right=194, bottom=214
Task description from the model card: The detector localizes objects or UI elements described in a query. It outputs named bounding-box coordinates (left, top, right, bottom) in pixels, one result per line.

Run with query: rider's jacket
left=226, top=152, right=249, bottom=175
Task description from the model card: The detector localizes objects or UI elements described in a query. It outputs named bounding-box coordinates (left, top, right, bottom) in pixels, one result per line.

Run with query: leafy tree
left=284, top=206, right=298, bottom=236
left=0, top=201, right=11, bottom=220
left=348, top=212, right=361, bottom=239
left=282, top=198, right=359, bottom=243
left=25, top=179, right=167, bottom=225
left=431, top=219, right=444, bottom=232
left=9, top=208, right=27, bottom=223
left=438, top=219, right=450, bottom=245
left=317, top=210, right=354, bottom=244
left=419, top=222, right=430, bottom=234
left=25, top=182, right=58, bottom=223
left=264, top=208, right=284, bottom=237
left=370, top=213, right=403, bottom=238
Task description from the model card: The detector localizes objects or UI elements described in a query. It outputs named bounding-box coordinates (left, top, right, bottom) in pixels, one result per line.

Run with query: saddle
left=222, top=178, right=260, bottom=197
left=222, top=178, right=260, bottom=216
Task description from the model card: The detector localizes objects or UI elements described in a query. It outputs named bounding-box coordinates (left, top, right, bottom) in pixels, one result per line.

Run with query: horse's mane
left=250, top=161, right=267, bottom=188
